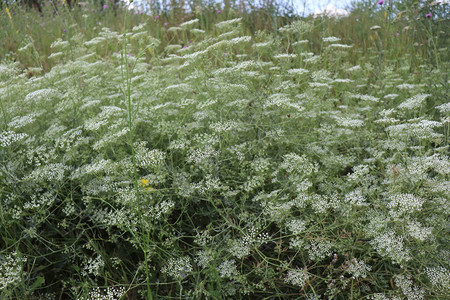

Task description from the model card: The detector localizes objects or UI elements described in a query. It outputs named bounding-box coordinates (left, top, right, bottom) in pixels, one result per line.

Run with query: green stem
left=121, top=5, right=153, bottom=299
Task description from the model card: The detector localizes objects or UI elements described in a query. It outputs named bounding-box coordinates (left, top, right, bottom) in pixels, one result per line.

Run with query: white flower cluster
left=370, top=294, right=401, bottom=300
left=228, top=239, right=250, bottom=259
left=145, top=200, right=175, bottom=220
left=386, top=121, right=443, bottom=141
left=387, top=193, right=425, bottom=217
left=284, top=268, right=309, bottom=287
left=333, top=78, right=354, bottom=83
left=24, top=163, right=71, bottom=183
left=291, top=20, right=313, bottom=34
left=218, top=260, right=238, bottom=278
left=136, top=147, right=166, bottom=169
left=384, top=93, right=399, bottom=100
left=215, top=18, right=242, bottom=29
left=273, top=53, right=297, bottom=59
left=307, top=240, right=333, bottom=261
left=55, top=127, right=83, bottom=149
left=84, top=36, right=106, bottom=46
left=23, top=191, right=56, bottom=210
left=187, top=147, right=218, bottom=165
left=425, top=266, right=450, bottom=292
left=82, top=255, right=105, bottom=277
left=263, top=93, right=290, bottom=108
left=195, top=250, right=214, bottom=269
left=191, top=28, right=205, bottom=34
left=8, top=113, right=38, bottom=129
left=286, top=219, right=307, bottom=235
left=229, top=36, right=251, bottom=45
left=287, top=68, right=309, bottom=75
left=345, top=259, right=372, bottom=279
left=411, top=154, right=450, bottom=176
left=398, top=94, right=431, bottom=110
left=344, top=189, right=368, bottom=206
left=281, top=153, right=318, bottom=176
left=228, top=227, right=269, bottom=259
left=394, top=274, right=425, bottom=300
left=193, top=230, right=213, bottom=247
left=48, top=52, right=64, bottom=60
left=436, top=102, right=450, bottom=114
left=396, top=83, right=419, bottom=90
left=347, top=65, right=361, bottom=72
left=85, top=287, right=126, bottom=300
left=90, top=207, right=137, bottom=229
left=328, top=43, right=353, bottom=49
left=406, top=220, right=433, bottom=241
left=0, top=251, right=26, bottom=291
left=0, top=130, right=28, bottom=147
left=24, top=88, right=60, bottom=103
left=93, top=128, right=129, bottom=150
left=210, top=120, right=240, bottom=132
left=161, top=256, right=192, bottom=280
left=180, top=18, right=199, bottom=28
left=253, top=41, right=273, bottom=49
left=371, top=231, right=411, bottom=264
left=279, top=20, right=312, bottom=34
left=335, top=117, right=364, bottom=128
left=71, top=159, right=112, bottom=179
left=347, top=164, right=370, bottom=182
left=349, top=94, right=380, bottom=102
left=292, top=40, right=309, bottom=46
left=323, top=36, right=341, bottom=42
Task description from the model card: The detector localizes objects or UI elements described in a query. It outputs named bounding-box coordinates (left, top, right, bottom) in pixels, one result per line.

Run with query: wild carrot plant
left=0, top=0, right=449, bottom=299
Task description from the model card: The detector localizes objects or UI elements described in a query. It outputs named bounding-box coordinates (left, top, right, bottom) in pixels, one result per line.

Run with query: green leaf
left=28, top=276, right=45, bottom=294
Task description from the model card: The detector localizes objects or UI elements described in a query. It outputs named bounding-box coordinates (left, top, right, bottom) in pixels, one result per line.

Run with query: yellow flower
left=139, top=179, right=156, bottom=192
left=6, top=7, right=12, bottom=20
left=139, top=179, right=149, bottom=186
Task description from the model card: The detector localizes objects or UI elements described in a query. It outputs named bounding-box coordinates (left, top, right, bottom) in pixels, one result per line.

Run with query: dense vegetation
left=1, top=0, right=449, bottom=299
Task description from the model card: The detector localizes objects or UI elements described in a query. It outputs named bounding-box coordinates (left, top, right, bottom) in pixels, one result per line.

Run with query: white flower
left=287, top=219, right=307, bottom=234
left=284, top=268, right=309, bottom=287
left=0, top=251, right=27, bottom=291
left=82, top=255, right=104, bottom=277
left=394, top=274, right=425, bottom=300
left=371, top=231, right=411, bottom=264
left=425, top=266, right=450, bottom=291
left=161, top=256, right=192, bottom=279
left=216, top=18, right=242, bottom=29
left=346, top=259, right=372, bottom=279
left=218, top=260, right=238, bottom=278
left=180, top=19, right=199, bottom=28
left=323, top=36, right=341, bottom=42
left=0, top=131, right=28, bottom=147
left=398, top=94, right=431, bottom=109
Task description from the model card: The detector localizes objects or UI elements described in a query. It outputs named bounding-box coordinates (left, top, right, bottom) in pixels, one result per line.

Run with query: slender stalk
left=121, top=4, right=153, bottom=299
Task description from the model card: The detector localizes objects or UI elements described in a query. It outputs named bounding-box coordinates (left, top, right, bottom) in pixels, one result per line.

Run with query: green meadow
left=0, top=0, right=449, bottom=299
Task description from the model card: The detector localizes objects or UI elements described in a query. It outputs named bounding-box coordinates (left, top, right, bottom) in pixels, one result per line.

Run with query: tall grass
left=0, top=0, right=449, bottom=299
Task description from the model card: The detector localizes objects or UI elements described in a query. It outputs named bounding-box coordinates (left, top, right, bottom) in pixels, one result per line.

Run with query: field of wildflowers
left=0, top=0, right=449, bottom=299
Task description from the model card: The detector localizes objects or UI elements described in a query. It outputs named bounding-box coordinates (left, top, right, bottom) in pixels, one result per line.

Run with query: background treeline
left=1, top=0, right=448, bottom=72
left=0, top=0, right=296, bottom=14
